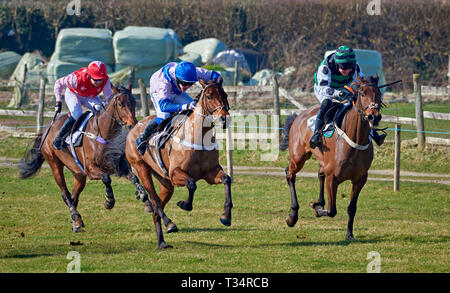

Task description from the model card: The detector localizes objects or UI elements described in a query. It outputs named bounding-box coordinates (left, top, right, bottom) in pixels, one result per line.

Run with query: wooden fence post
left=225, top=61, right=238, bottom=181
left=37, top=74, right=46, bottom=134
left=272, top=74, right=280, bottom=146
left=413, top=73, right=425, bottom=150
left=138, top=78, right=149, bottom=117
left=394, top=123, right=401, bottom=192
left=20, top=64, right=28, bottom=107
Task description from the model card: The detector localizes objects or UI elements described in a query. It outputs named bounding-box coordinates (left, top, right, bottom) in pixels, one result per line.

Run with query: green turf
left=0, top=167, right=448, bottom=273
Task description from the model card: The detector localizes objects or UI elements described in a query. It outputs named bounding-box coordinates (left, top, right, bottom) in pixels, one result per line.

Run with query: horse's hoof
left=310, top=202, right=324, bottom=217
left=159, top=243, right=173, bottom=250
left=72, top=225, right=85, bottom=233
left=104, top=198, right=115, bottom=210
left=286, top=214, right=298, bottom=227
left=220, top=215, right=231, bottom=226
left=346, top=234, right=355, bottom=241
left=166, top=222, right=179, bottom=233
left=177, top=200, right=192, bottom=212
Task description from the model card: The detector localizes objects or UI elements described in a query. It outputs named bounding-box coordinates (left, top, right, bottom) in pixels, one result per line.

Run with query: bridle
left=194, top=82, right=229, bottom=118
left=346, top=82, right=381, bottom=121
left=101, top=91, right=128, bottom=127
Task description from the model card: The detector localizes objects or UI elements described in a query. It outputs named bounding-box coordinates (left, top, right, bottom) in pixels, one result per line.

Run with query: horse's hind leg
left=347, top=173, right=367, bottom=240
left=155, top=178, right=178, bottom=233
left=134, top=162, right=172, bottom=249
left=49, top=160, right=84, bottom=232
left=71, top=172, right=86, bottom=216
left=285, top=151, right=310, bottom=227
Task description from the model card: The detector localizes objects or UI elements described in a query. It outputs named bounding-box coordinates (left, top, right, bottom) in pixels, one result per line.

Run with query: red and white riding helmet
left=87, top=61, right=107, bottom=80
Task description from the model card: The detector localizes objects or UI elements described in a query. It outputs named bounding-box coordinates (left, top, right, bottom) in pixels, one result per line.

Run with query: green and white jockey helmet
left=334, top=46, right=356, bottom=70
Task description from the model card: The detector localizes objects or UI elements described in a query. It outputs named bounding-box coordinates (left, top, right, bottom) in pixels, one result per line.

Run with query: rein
left=101, top=93, right=126, bottom=127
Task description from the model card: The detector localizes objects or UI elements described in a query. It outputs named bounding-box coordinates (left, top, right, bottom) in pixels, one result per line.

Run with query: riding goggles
left=176, top=77, right=195, bottom=87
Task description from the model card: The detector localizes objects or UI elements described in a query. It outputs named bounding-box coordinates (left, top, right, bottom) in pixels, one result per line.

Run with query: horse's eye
left=119, top=102, right=123, bottom=107
left=207, top=95, right=212, bottom=100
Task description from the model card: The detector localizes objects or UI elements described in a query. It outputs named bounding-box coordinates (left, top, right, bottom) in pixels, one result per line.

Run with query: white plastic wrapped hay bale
left=113, top=26, right=182, bottom=68
left=178, top=51, right=202, bottom=67
left=8, top=53, right=46, bottom=87
left=183, top=38, right=227, bottom=65
left=0, top=51, right=22, bottom=79
left=54, top=28, right=114, bottom=65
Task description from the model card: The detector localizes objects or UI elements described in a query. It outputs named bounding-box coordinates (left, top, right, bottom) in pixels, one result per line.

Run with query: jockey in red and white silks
left=54, top=61, right=113, bottom=120
left=52, top=61, right=113, bottom=150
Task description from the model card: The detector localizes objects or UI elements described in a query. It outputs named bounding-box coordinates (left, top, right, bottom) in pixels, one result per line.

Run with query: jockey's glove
left=182, top=101, right=196, bottom=111
left=54, top=101, right=62, bottom=114
left=334, top=90, right=354, bottom=102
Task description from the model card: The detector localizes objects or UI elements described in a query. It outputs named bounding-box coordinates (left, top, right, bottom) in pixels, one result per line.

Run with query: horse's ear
left=111, top=84, right=119, bottom=94
left=357, top=75, right=366, bottom=84
left=373, top=74, right=379, bottom=84
left=217, top=75, right=223, bottom=85
left=127, top=83, right=132, bottom=92
left=199, top=79, right=206, bottom=88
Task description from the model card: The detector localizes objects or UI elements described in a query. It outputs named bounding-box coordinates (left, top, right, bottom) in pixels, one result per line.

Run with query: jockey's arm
left=159, top=98, right=186, bottom=113
left=196, top=67, right=221, bottom=82
left=54, top=73, right=77, bottom=102
left=315, top=64, right=340, bottom=99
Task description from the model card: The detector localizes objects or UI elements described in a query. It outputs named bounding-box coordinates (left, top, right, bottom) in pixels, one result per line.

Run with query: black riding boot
left=310, top=99, right=332, bottom=149
left=53, top=116, right=75, bottom=150
left=371, top=129, right=387, bottom=146
left=136, top=119, right=159, bottom=155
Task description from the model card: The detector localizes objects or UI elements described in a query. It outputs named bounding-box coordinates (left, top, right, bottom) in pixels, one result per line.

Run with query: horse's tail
left=18, top=133, right=46, bottom=179
left=102, top=129, right=131, bottom=177
left=280, top=114, right=297, bottom=151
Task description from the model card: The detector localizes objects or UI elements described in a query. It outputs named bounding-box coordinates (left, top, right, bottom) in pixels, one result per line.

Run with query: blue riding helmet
left=175, top=61, right=198, bottom=83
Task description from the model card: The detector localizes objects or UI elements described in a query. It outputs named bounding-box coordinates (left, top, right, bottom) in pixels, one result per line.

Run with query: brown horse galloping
left=18, top=85, right=142, bottom=232
left=281, top=75, right=383, bottom=240
left=107, top=78, right=231, bottom=249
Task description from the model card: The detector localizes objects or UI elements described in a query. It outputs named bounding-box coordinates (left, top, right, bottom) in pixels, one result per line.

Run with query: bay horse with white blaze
left=281, top=75, right=382, bottom=240
left=106, top=78, right=231, bottom=249
left=18, top=85, right=143, bottom=232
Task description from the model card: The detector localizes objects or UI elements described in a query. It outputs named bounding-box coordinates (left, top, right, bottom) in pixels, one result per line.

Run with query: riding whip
left=378, top=79, right=402, bottom=89
left=38, top=111, right=59, bottom=150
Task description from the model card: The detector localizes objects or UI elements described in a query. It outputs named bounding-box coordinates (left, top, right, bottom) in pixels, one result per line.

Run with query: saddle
left=64, top=111, right=94, bottom=147
left=307, top=101, right=352, bottom=138
left=146, top=110, right=192, bottom=176
left=148, top=110, right=191, bottom=150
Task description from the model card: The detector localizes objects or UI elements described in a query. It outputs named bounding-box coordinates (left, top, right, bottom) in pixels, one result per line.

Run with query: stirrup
left=136, top=137, right=148, bottom=155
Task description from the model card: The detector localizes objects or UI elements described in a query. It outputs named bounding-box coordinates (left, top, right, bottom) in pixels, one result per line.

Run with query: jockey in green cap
left=310, top=45, right=386, bottom=149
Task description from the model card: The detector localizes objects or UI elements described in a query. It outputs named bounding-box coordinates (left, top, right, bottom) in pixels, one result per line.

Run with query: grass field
left=0, top=102, right=449, bottom=273
left=0, top=164, right=448, bottom=273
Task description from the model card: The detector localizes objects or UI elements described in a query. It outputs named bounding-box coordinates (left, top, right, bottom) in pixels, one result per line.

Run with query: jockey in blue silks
left=135, top=61, right=221, bottom=155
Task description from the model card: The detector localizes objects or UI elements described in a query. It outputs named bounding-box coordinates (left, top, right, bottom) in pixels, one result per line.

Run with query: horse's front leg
left=205, top=167, right=233, bottom=227
left=86, top=164, right=115, bottom=209
left=172, top=167, right=197, bottom=212
left=102, top=174, right=115, bottom=209
left=347, top=173, right=367, bottom=240
left=309, top=170, right=326, bottom=217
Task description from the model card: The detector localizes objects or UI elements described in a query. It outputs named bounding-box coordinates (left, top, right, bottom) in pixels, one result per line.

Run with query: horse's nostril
left=368, top=115, right=374, bottom=121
